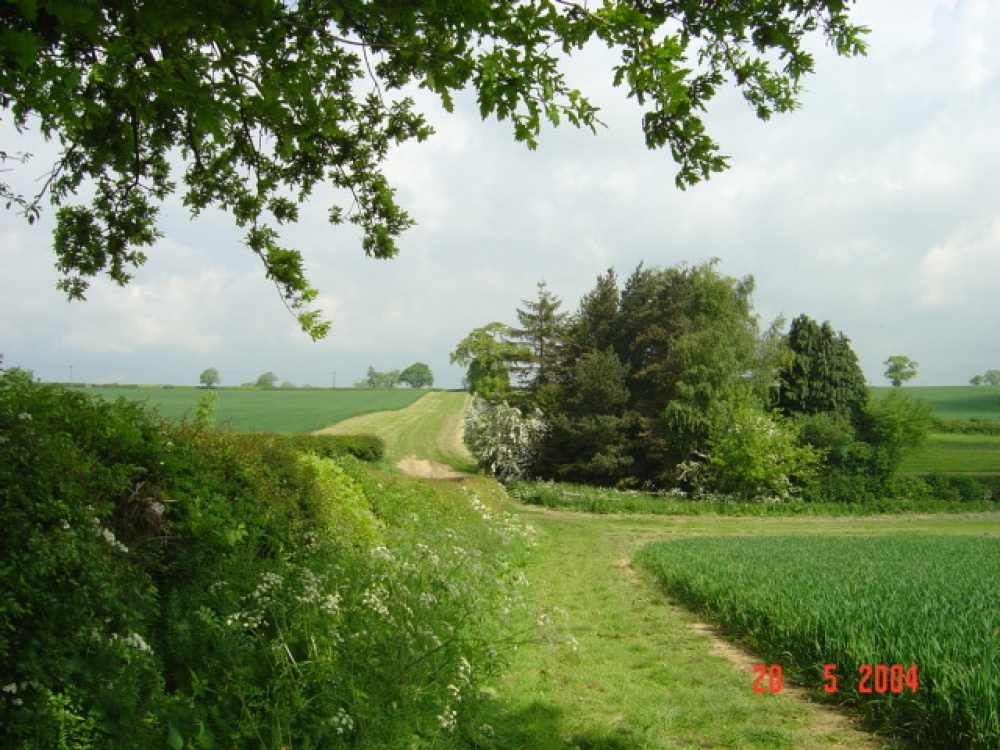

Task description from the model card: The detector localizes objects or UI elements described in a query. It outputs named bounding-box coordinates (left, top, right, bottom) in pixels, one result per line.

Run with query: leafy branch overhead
left=1, top=1, right=867, bottom=337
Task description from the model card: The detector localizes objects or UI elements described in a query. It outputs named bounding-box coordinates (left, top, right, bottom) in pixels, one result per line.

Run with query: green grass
left=871, top=385, right=1000, bottom=422
left=636, top=535, right=1000, bottom=748
left=314, top=391, right=476, bottom=471
left=509, top=479, right=1000, bottom=515
left=75, top=385, right=428, bottom=432
left=478, top=509, right=1000, bottom=749
left=900, top=432, right=1000, bottom=474
left=303, top=385, right=1000, bottom=747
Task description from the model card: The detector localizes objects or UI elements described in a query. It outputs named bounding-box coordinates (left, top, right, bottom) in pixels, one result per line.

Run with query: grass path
left=313, top=390, right=476, bottom=471
left=484, top=508, right=913, bottom=749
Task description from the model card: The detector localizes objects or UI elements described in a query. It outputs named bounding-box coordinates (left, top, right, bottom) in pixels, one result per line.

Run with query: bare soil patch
left=395, top=455, right=473, bottom=480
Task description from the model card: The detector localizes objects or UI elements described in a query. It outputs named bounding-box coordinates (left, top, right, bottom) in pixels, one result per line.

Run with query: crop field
left=74, top=385, right=428, bottom=432
left=635, top=535, right=1000, bottom=748
left=899, top=433, right=1000, bottom=474
left=871, top=385, right=1000, bottom=422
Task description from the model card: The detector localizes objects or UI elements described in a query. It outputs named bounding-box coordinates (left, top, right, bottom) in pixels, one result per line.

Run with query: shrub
left=278, top=432, right=386, bottom=462
left=0, top=373, right=528, bottom=748
left=463, top=397, right=548, bottom=482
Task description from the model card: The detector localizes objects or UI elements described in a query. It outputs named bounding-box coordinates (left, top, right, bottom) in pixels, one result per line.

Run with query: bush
left=463, top=397, right=547, bottom=482
left=278, top=432, right=385, bottom=462
left=0, top=373, right=528, bottom=748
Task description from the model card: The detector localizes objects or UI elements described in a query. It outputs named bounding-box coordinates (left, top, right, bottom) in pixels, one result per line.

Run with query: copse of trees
left=456, top=262, right=930, bottom=502
left=356, top=363, right=434, bottom=388
left=970, top=370, right=1000, bottom=386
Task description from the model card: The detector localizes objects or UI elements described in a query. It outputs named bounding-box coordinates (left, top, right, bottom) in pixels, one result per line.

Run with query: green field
left=292, top=381, right=1000, bottom=748
left=871, top=385, right=1000, bottom=422
left=900, top=432, right=1000, bottom=474
left=869, top=386, right=1000, bottom=474
left=74, top=385, right=429, bottom=432
left=636, top=535, right=1000, bottom=748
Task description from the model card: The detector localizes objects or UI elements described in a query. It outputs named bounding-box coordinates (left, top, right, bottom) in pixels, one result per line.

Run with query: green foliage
left=398, top=361, right=434, bottom=388
left=509, top=479, right=999, bottom=516
left=0, top=374, right=529, bottom=748
left=254, top=371, right=279, bottom=388
left=464, top=397, right=548, bottom=482
left=860, top=388, right=933, bottom=459
left=970, top=369, right=1000, bottom=386
left=637, top=535, right=1000, bottom=748
left=684, top=400, right=823, bottom=501
left=2, top=1, right=866, bottom=336
left=451, top=322, right=529, bottom=402
left=194, top=388, right=218, bottom=429
left=884, top=354, right=919, bottom=386
left=358, top=365, right=402, bottom=388
left=512, top=280, right=569, bottom=389
left=777, top=314, right=868, bottom=419
left=870, top=385, right=1000, bottom=423
left=198, top=367, right=220, bottom=388
left=278, top=432, right=386, bottom=462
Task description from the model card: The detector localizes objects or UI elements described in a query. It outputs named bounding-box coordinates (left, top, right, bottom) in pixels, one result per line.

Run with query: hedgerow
left=0, top=370, right=529, bottom=748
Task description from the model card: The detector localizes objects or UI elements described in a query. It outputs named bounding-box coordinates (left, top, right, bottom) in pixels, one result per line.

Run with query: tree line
left=453, top=261, right=930, bottom=502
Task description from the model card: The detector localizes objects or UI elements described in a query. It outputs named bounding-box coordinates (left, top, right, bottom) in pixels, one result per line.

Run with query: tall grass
left=636, top=535, right=1000, bottom=748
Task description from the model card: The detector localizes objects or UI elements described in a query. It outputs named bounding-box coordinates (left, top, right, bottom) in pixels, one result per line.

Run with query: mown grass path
left=313, top=390, right=476, bottom=471
left=486, top=508, right=912, bottom=750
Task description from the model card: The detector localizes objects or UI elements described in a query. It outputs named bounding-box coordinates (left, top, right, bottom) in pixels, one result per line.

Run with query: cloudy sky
left=2, top=0, right=998, bottom=389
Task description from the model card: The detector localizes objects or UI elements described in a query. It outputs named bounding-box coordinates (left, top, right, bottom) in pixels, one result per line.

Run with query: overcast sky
left=2, top=0, right=998, bottom=389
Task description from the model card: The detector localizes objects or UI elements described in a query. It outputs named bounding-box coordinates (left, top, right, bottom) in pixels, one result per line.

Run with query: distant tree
left=776, top=315, right=868, bottom=420
left=399, top=363, right=434, bottom=388
left=199, top=367, right=220, bottom=388
left=451, top=323, right=529, bottom=402
left=279, top=380, right=296, bottom=389
left=984, top=370, right=1000, bottom=386
left=883, top=356, right=919, bottom=387
left=970, top=375, right=985, bottom=386
left=255, top=371, right=279, bottom=388
left=358, top=366, right=400, bottom=388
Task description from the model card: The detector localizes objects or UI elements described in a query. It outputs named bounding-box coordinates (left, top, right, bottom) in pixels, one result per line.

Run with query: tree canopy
left=2, top=1, right=867, bottom=337
left=399, top=362, right=434, bottom=388
left=883, top=355, right=919, bottom=387
left=199, top=367, right=220, bottom=388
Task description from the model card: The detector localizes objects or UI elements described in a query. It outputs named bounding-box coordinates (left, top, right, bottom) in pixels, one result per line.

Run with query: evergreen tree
left=512, top=281, right=569, bottom=388
left=777, top=315, right=868, bottom=420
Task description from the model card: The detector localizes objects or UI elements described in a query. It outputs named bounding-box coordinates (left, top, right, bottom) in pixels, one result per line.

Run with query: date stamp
left=752, top=664, right=919, bottom=694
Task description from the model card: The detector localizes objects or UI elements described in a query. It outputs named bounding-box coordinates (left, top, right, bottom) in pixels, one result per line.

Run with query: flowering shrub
left=0, top=372, right=530, bottom=748
left=464, top=397, right=548, bottom=482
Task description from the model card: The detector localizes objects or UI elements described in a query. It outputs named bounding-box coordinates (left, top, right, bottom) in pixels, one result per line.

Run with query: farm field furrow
left=75, top=385, right=429, bottom=432
left=636, top=535, right=1000, bottom=749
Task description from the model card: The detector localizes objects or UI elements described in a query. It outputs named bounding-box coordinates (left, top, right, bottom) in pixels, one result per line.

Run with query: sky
left=2, top=0, right=999, bottom=389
